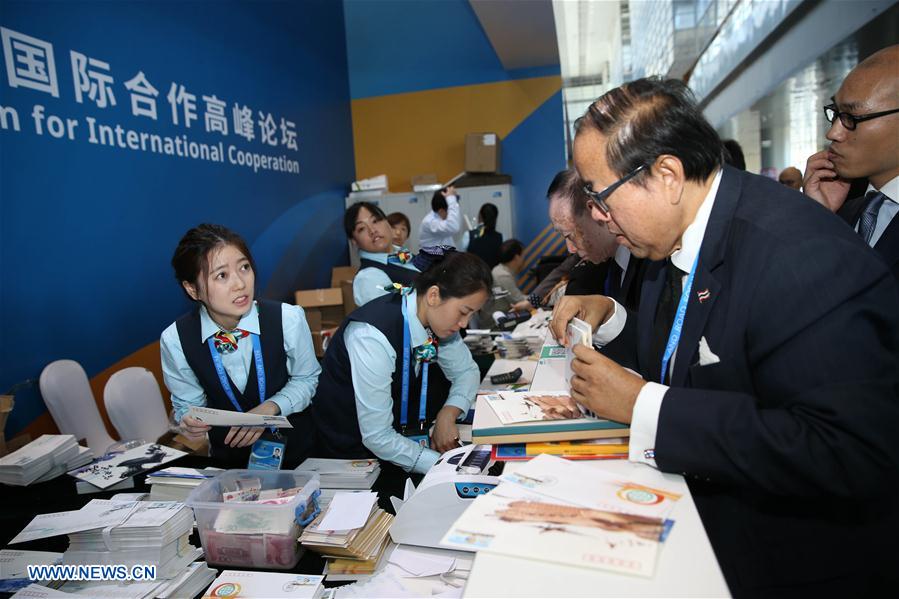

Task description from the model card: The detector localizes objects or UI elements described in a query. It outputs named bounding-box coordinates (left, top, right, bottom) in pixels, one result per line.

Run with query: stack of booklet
left=8, top=499, right=212, bottom=597
left=300, top=491, right=393, bottom=566
left=147, top=466, right=223, bottom=501
left=0, top=550, right=63, bottom=593
left=202, top=570, right=325, bottom=598
left=64, top=501, right=200, bottom=578
left=0, top=435, right=92, bottom=486
left=297, top=458, right=380, bottom=490
left=441, top=454, right=681, bottom=578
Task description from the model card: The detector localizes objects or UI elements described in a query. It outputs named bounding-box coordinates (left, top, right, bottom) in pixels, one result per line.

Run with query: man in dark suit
left=804, top=44, right=899, bottom=280
left=551, top=77, right=899, bottom=597
left=546, top=169, right=644, bottom=310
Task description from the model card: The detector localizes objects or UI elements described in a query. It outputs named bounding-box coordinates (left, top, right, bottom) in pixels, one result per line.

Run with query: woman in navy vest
left=346, top=202, right=420, bottom=306
left=160, top=224, right=321, bottom=468
left=464, top=202, right=503, bottom=268
left=313, top=248, right=492, bottom=474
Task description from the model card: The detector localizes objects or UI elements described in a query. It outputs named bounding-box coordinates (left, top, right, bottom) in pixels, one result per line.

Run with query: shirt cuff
left=443, top=396, right=471, bottom=419
left=627, top=382, right=668, bottom=469
left=412, top=447, right=441, bottom=474
left=268, top=394, right=294, bottom=417
left=592, top=299, right=626, bottom=347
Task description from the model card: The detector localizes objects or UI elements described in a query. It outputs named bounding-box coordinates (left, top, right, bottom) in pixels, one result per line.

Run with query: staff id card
left=248, top=439, right=285, bottom=470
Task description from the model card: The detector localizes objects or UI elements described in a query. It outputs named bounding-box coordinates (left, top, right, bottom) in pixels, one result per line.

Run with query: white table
left=462, top=459, right=730, bottom=597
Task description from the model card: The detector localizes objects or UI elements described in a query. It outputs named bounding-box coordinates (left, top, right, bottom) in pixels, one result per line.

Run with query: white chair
left=103, top=367, right=171, bottom=444
left=39, top=359, right=116, bottom=454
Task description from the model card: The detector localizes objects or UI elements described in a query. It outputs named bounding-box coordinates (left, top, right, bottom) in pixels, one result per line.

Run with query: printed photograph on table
left=67, top=443, right=186, bottom=489
left=484, top=391, right=584, bottom=425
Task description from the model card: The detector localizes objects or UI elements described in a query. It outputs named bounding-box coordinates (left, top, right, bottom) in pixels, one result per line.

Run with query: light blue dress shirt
left=353, top=248, right=419, bottom=306
left=161, top=301, right=321, bottom=422
left=343, top=290, right=479, bottom=474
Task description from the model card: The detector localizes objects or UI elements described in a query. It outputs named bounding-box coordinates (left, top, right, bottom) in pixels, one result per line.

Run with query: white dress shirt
left=419, top=194, right=461, bottom=247
left=592, top=169, right=723, bottom=468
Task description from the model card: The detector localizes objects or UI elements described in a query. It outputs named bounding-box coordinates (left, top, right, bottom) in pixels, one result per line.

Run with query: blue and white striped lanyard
left=207, top=334, right=267, bottom=413
left=400, top=297, right=429, bottom=431
left=660, top=254, right=699, bottom=384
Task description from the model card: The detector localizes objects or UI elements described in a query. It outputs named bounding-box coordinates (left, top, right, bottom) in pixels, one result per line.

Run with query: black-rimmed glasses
left=583, top=164, right=647, bottom=215
left=824, top=103, right=899, bottom=131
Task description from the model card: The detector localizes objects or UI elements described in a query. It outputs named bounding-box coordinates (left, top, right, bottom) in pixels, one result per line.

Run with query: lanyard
left=207, top=334, right=267, bottom=413
left=660, top=254, right=700, bottom=384
left=399, top=297, right=429, bottom=429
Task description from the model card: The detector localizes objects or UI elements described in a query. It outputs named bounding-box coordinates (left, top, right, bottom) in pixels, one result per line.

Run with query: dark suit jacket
left=603, top=166, right=899, bottom=595
left=837, top=192, right=899, bottom=281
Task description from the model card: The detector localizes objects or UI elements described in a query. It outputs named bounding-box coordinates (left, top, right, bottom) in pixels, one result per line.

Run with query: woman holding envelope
left=160, top=224, right=321, bottom=468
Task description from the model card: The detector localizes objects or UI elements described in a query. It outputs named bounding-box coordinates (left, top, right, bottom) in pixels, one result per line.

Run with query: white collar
left=199, top=301, right=260, bottom=342
left=866, top=176, right=898, bottom=203
left=614, top=244, right=630, bottom=272
left=403, top=291, right=429, bottom=347
left=671, top=169, right=723, bottom=273
left=358, top=248, right=389, bottom=264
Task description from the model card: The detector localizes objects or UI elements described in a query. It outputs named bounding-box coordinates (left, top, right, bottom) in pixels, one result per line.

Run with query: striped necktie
left=859, top=191, right=887, bottom=245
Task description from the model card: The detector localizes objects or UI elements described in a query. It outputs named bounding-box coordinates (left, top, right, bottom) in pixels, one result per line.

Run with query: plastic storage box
left=187, top=469, right=320, bottom=570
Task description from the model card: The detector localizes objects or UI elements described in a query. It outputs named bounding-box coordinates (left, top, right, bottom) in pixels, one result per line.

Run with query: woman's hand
left=224, top=401, right=280, bottom=448
left=179, top=414, right=211, bottom=440
left=431, top=406, right=463, bottom=453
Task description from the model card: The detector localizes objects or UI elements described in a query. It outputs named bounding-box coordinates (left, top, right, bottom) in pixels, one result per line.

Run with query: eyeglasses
left=823, top=104, right=899, bottom=131
left=583, top=164, right=647, bottom=215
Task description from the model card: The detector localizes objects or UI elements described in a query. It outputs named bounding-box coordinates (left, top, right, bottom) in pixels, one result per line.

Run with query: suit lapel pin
left=697, top=288, right=710, bottom=303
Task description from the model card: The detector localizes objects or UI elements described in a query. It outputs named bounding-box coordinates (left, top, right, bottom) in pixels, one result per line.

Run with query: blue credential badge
left=248, top=439, right=285, bottom=470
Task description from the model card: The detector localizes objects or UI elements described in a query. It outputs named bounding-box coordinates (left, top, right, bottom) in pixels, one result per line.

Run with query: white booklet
left=501, top=454, right=682, bottom=520
left=67, top=443, right=186, bottom=489
left=202, top=570, right=324, bottom=598
left=188, top=406, right=293, bottom=428
left=441, top=483, right=668, bottom=578
left=10, top=500, right=139, bottom=544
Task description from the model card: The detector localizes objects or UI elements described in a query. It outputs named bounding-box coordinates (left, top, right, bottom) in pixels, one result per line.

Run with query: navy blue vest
left=359, top=258, right=418, bottom=286
left=175, top=299, right=314, bottom=468
left=467, top=230, right=503, bottom=268
left=312, top=293, right=443, bottom=459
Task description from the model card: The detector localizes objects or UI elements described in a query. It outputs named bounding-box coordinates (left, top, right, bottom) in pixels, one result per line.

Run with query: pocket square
left=698, top=336, right=720, bottom=366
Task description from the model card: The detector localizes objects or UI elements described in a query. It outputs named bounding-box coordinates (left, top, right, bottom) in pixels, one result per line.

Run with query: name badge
left=248, top=439, right=285, bottom=470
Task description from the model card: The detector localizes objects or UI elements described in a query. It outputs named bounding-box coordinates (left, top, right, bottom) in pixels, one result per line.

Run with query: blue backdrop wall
left=0, top=0, right=355, bottom=437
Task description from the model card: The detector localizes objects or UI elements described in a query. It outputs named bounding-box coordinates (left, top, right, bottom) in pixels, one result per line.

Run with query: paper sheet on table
left=388, top=545, right=455, bottom=577
left=501, top=454, right=682, bottom=519
left=318, top=491, right=377, bottom=531
left=187, top=406, right=293, bottom=428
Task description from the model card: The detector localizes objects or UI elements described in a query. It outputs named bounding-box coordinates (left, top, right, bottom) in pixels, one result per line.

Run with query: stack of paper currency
left=201, top=480, right=311, bottom=569
left=300, top=492, right=393, bottom=561
left=0, top=435, right=93, bottom=486
left=147, top=466, right=224, bottom=501
left=297, top=458, right=380, bottom=490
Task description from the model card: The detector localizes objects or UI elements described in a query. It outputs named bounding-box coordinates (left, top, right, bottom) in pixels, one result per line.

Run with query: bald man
left=804, top=44, right=899, bottom=280
left=777, top=166, right=802, bottom=190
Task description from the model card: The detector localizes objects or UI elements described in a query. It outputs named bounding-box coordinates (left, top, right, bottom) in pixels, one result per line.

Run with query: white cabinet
left=344, top=184, right=514, bottom=266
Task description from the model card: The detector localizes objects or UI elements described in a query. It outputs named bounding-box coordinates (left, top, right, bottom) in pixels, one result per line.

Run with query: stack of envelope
left=300, top=491, right=393, bottom=561
left=0, top=435, right=92, bottom=486
left=297, top=458, right=380, bottom=490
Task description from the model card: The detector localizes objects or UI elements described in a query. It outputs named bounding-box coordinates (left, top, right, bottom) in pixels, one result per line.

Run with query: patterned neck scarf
left=387, top=248, right=412, bottom=265
left=213, top=329, right=249, bottom=354
left=414, top=328, right=439, bottom=363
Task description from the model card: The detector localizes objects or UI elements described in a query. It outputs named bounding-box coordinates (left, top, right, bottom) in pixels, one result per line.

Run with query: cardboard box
left=465, top=132, right=501, bottom=173
left=295, top=288, right=344, bottom=329
left=340, top=279, right=357, bottom=316
left=330, top=266, right=357, bottom=290
left=311, top=326, right=339, bottom=358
